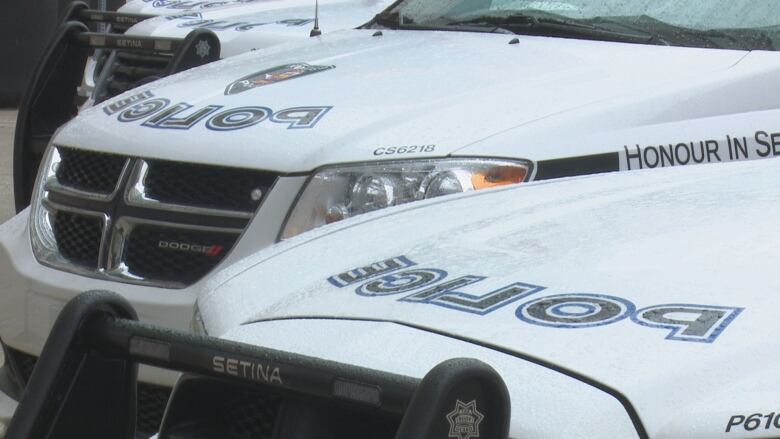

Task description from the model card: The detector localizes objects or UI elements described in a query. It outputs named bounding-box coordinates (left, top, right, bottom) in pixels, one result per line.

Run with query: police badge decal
left=446, top=400, right=485, bottom=439
left=224, top=63, right=335, bottom=95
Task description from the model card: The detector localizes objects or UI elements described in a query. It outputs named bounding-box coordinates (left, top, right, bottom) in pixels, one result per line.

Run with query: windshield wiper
left=366, top=11, right=513, bottom=34
left=608, top=15, right=775, bottom=50
left=448, top=13, right=668, bottom=45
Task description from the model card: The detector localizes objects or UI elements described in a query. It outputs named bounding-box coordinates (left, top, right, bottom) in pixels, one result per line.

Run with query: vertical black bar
left=6, top=291, right=139, bottom=439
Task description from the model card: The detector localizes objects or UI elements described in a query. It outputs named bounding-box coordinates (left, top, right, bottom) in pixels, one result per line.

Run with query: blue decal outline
left=516, top=293, right=636, bottom=329
left=549, top=302, right=598, bottom=317
left=117, top=98, right=170, bottom=122
left=403, top=280, right=545, bottom=316
left=142, top=103, right=223, bottom=130
left=327, top=256, right=416, bottom=288
left=205, top=106, right=272, bottom=131
left=630, top=303, right=744, bottom=343
left=356, top=268, right=448, bottom=297
left=270, top=106, right=333, bottom=129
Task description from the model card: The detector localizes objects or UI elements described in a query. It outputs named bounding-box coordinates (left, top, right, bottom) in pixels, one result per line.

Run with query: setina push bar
left=5, top=291, right=511, bottom=439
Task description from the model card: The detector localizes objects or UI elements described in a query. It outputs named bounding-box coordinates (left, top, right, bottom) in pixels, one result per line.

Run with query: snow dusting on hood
left=200, top=158, right=780, bottom=438
left=55, top=29, right=766, bottom=173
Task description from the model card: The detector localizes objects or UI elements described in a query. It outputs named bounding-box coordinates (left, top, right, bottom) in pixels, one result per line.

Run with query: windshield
left=377, top=0, right=780, bottom=50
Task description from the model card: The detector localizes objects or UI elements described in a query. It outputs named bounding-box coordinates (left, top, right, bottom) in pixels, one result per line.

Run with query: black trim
left=58, top=1, right=90, bottom=24
left=535, top=152, right=620, bottom=181
left=14, top=21, right=90, bottom=212
left=76, top=9, right=156, bottom=29
left=165, top=29, right=221, bottom=76
left=0, top=365, right=22, bottom=402
left=243, top=315, right=650, bottom=439
left=6, top=291, right=139, bottom=438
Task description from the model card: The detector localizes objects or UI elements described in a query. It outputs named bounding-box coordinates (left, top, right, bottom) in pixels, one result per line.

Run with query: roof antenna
left=310, top=0, right=322, bottom=37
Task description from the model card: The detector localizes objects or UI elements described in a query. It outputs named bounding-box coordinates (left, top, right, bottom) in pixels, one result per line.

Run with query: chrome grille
left=52, top=210, right=103, bottom=267
left=55, top=147, right=127, bottom=194
left=32, top=146, right=276, bottom=287
left=142, top=160, right=275, bottom=213
left=117, top=219, right=240, bottom=285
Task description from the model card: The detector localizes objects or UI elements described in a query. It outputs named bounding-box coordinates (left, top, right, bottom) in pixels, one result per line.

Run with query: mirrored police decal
left=516, top=294, right=635, bottom=329
left=103, top=91, right=155, bottom=115
left=117, top=98, right=171, bottom=122
left=177, top=18, right=313, bottom=32
left=150, top=0, right=229, bottom=9
left=164, top=12, right=203, bottom=20
left=142, top=103, right=222, bottom=129
left=225, top=63, right=335, bottom=95
left=327, top=256, right=416, bottom=287
left=631, top=304, right=744, bottom=343
left=401, top=276, right=544, bottom=315
left=206, top=106, right=271, bottom=131
left=108, top=96, right=332, bottom=131
left=328, top=256, right=744, bottom=343
left=356, top=268, right=448, bottom=297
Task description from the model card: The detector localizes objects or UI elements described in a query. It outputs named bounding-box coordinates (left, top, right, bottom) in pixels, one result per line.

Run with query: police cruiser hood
left=200, top=159, right=777, bottom=438
left=53, top=29, right=780, bottom=174
left=120, top=0, right=393, bottom=57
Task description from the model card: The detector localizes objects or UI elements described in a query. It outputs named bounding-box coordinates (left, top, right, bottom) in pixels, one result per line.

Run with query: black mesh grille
left=137, top=384, right=172, bottom=438
left=104, top=51, right=172, bottom=101
left=56, top=147, right=126, bottom=194
left=42, top=149, right=273, bottom=285
left=222, top=394, right=282, bottom=439
left=144, top=160, right=277, bottom=212
left=125, top=226, right=238, bottom=284
left=53, top=211, right=103, bottom=267
left=5, top=349, right=170, bottom=438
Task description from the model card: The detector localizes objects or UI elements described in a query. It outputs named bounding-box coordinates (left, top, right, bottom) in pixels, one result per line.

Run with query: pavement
left=0, top=110, right=14, bottom=224
left=0, top=109, right=14, bottom=369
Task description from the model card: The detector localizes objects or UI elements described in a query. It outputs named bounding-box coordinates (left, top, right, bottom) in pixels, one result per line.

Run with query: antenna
left=310, top=0, right=321, bottom=37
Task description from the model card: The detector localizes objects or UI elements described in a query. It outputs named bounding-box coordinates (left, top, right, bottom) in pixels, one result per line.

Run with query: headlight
left=281, top=158, right=530, bottom=239
left=30, top=145, right=59, bottom=258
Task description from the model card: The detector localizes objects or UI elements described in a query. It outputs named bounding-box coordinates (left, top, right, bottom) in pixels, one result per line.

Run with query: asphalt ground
left=0, top=110, right=15, bottom=367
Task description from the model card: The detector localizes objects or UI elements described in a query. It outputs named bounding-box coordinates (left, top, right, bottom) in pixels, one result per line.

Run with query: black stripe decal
left=535, top=152, right=620, bottom=180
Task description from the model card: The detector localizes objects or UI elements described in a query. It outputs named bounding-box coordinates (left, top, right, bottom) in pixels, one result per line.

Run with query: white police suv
left=4, top=0, right=780, bottom=435
left=8, top=155, right=776, bottom=439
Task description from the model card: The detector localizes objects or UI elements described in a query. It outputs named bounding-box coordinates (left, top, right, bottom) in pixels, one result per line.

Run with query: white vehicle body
left=5, top=0, right=780, bottom=434
left=119, top=0, right=393, bottom=55
left=76, top=0, right=391, bottom=106
left=119, top=0, right=395, bottom=56
left=195, top=158, right=774, bottom=438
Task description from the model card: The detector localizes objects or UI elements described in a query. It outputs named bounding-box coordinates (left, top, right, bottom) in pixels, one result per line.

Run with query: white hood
left=54, top=29, right=780, bottom=174
left=122, top=0, right=393, bottom=57
left=199, top=157, right=780, bottom=438
left=220, top=318, right=641, bottom=438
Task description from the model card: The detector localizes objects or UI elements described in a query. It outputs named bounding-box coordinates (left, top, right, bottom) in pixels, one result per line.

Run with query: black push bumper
left=6, top=291, right=511, bottom=439
left=14, top=1, right=220, bottom=212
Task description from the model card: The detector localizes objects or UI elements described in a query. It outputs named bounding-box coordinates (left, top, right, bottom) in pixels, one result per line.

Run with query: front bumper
left=0, top=210, right=197, bottom=433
